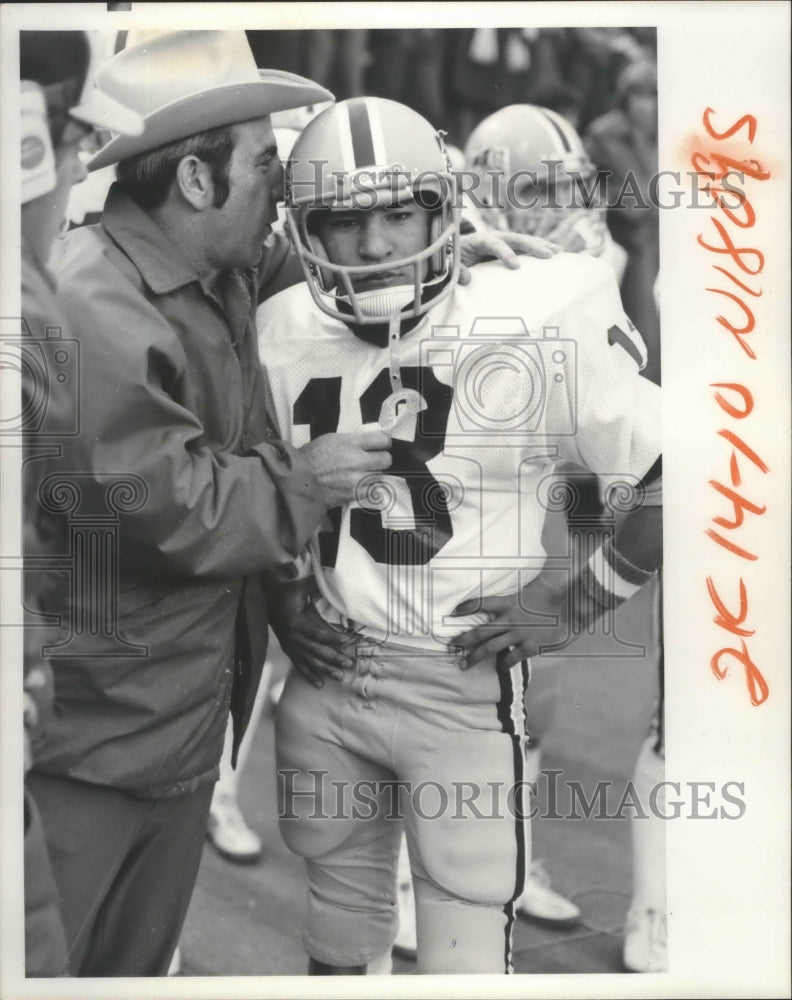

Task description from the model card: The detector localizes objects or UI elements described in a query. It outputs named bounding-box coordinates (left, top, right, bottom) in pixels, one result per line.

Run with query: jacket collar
left=100, top=183, right=209, bottom=295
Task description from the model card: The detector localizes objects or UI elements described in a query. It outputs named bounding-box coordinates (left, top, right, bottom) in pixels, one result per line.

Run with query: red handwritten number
left=712, top=382, right=753, bottom=419
left=717, top=428, right=769, bottom=476
left=697, top=117, right=771, bottom=706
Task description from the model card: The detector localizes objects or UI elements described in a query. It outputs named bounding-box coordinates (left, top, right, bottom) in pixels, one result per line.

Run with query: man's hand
left=450, top=572, right=579, bottom=671
left=301, top=430, right=391, bottom=509
left=458, top=230, right=561, bottom=285
left=268, top=576, right=356, bottom=688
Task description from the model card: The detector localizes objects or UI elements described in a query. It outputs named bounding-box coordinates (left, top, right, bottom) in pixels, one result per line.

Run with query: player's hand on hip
left=300, top=430, right=392, bottom=508
left=450, top=574, right=573, bottom=670
left=458, top=230, right=561, bottom=285
left=268, top=576, right=355, bottom=688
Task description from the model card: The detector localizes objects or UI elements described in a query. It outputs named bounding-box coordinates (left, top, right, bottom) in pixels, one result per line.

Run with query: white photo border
left=1, top=3, right=789, bottom=998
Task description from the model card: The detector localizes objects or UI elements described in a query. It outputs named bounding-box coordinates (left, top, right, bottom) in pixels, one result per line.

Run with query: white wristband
left=586, top=536, right=655, bottom=608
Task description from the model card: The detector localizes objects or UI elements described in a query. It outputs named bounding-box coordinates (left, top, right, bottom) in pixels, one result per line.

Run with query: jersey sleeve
left=552, top=260, right=660, bottom=483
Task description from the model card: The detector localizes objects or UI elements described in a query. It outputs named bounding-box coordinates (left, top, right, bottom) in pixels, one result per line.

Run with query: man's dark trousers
left=26, top=771, right=214, bottom=976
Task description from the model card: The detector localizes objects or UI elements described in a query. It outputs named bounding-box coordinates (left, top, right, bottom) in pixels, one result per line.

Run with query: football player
left=465, top=102, right=667, bottom=970
left=464, top=102, right=627, bottom=280
left=258, top=97, right=662, bottom=974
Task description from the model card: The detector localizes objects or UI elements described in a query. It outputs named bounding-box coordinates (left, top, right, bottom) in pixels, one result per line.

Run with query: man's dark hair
left=116, top=123, right=236, bottom=210
left=20, top=31, right=90, bottom=146
left=20, top=30, right=89, bottom=88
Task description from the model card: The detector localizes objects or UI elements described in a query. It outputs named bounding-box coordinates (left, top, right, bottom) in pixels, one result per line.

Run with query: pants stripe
left=495, top=658, right=528, bottom=933
left=652, top=573, right=665, bottom=758
left=502, top=900, right=516, bottom=974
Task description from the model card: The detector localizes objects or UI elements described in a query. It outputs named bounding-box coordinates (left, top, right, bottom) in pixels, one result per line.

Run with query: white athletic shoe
left=167, top=946, right=181, bottom=976
left=206, top=792, right=263, bottom=865
left=392, top=875, right=417, bottom=960
left=623, top=907, right=668, bottom=972
left=366, top=949, right=393, bottom=975
left=269, top=677, right=285, bottom=708
left=515, top=860, right=581, bottom=927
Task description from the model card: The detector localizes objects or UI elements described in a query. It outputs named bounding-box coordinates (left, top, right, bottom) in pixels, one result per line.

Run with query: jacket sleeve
left=54, top=242, right=325, bottom=580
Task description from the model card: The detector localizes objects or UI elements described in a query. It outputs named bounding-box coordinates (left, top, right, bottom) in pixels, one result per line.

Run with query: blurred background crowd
left=75, top=27, right=659, bottom=378
left=245, top=27, right=656, bottom=144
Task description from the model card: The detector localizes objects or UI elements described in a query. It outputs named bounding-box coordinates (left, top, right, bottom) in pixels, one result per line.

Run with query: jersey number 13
left=293, top=367, right=454, bottom=568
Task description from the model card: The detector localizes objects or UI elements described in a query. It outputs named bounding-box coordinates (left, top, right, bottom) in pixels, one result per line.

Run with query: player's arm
left=452, top=464, right=662, bottom=670
left=453, top=259, right=662, bottom=668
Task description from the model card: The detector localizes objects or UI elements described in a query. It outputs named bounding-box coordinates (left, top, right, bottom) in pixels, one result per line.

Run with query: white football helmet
left=284, top=97, right=460, bottom=332
left=464, top=104, right=597, bottom=234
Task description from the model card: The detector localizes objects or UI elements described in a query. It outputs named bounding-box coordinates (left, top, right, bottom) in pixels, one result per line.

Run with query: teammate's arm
left=457, top=230, right=560, bottom=284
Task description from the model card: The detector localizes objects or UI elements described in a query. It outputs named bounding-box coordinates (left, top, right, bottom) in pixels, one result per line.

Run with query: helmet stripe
left=538, top=108, right=572, bottom=153
left=334, top=101, right=356, bottom=174
left=366, top=97, right=388, bottom=165
left=347, top=97, right=376, bottom=168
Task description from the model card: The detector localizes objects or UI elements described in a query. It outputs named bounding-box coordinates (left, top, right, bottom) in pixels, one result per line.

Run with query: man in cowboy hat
left=19, top=29, right=144, bottom=977
left=25, top=30, right=555, bottom=977
left=24, top=30, right=394, bottom=977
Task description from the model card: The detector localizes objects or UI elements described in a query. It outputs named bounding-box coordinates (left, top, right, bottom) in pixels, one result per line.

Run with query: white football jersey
left=258, top=254, right=660, bottom=651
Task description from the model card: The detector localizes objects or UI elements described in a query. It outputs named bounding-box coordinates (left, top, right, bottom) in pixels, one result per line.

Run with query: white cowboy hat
left=88, top=30, right=333, bottom=171
left=71, top=31, right=145, bottom=137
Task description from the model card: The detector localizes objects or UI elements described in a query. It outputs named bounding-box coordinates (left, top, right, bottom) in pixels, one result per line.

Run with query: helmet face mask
left=286, top=199, right=460, bottom=324
left=284, top=98, right=461, bottom=327
left=506, top=173, right=585, bottom=236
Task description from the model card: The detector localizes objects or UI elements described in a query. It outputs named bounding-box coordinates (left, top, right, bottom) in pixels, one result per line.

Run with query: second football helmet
left=464, top=104, right=597, bottom=233
left=284, top=97, right=460, bottom=330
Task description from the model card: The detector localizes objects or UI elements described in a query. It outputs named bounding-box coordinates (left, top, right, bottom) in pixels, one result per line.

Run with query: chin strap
left=388, top=314, right=403, bottom=393
left=338, top=270, right=453, bottom=348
